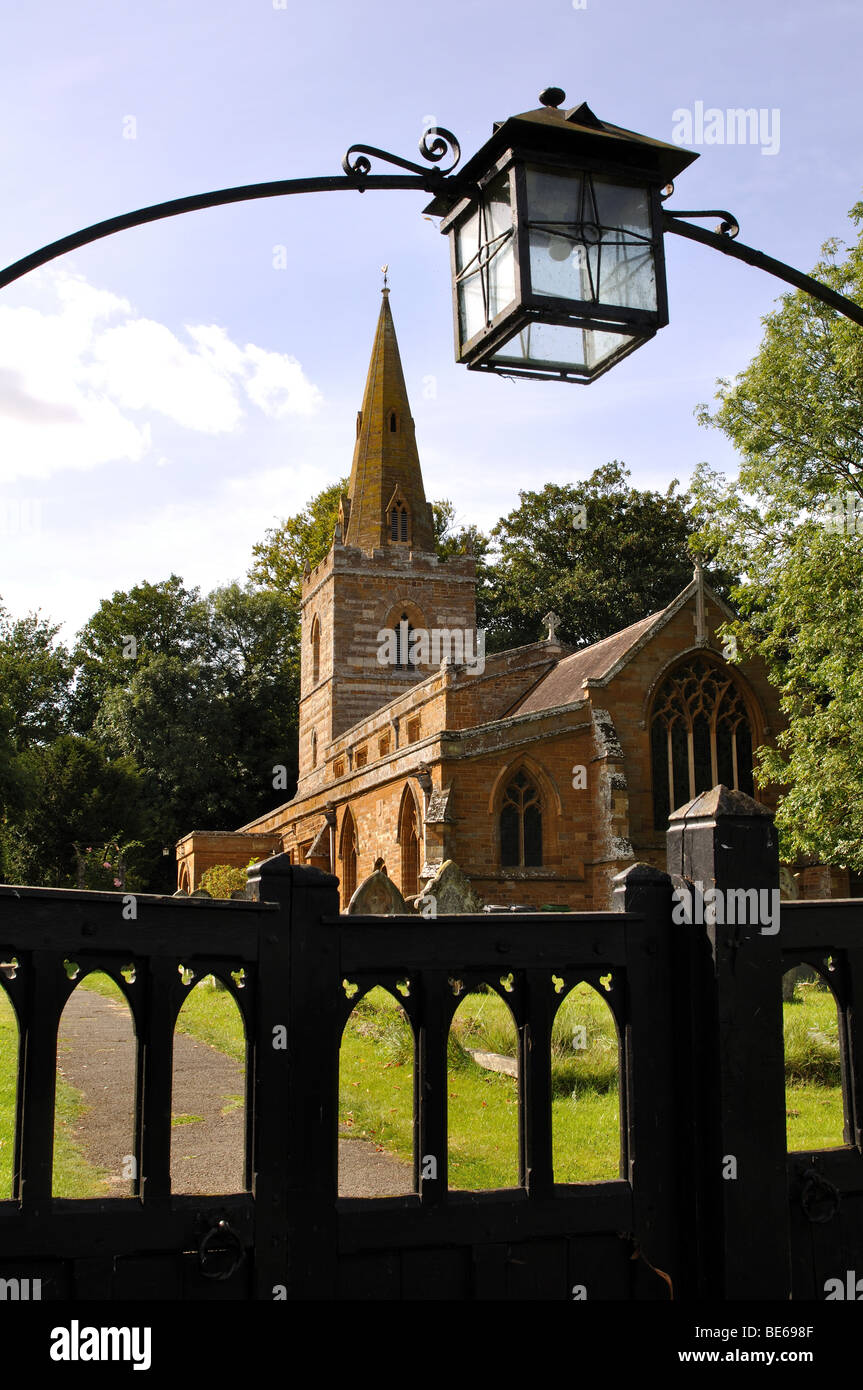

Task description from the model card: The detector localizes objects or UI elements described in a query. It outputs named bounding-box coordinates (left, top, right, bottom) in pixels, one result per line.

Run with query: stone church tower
left=296, top=287, right=477, bottom=794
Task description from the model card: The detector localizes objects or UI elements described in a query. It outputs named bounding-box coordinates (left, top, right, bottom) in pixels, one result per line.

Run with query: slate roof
left=510, top=610, right=665, bottom=716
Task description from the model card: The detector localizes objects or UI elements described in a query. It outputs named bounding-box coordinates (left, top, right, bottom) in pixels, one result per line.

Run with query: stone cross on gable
left=542, top=611, right=561, bottom=642
left=692, top=558, right=708, bottom=644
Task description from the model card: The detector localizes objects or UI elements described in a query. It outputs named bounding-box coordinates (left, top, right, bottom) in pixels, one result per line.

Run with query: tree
left=0, top=604, right=72, bottom=746
left=2, top=735, right=148, bottom=888
left=70, top=576, right=208, bottom=733
left=92, top=583, right=301, bottom=888
left=249, top=479, right=347, bottom=603
left=690, top=198, right=863, bottom=871
left=484, top=462, right=723, bottom=651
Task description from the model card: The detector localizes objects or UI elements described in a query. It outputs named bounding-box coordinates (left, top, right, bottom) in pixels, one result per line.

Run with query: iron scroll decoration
left=342, top=127, right=462, bottom=181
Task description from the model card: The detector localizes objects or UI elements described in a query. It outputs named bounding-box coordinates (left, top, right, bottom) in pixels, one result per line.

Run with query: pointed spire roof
left=343, top=288, right=435, bottom=553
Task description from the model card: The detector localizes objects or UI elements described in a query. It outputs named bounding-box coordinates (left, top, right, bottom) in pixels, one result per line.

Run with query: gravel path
left=58, top=989, right=411, bottom=1198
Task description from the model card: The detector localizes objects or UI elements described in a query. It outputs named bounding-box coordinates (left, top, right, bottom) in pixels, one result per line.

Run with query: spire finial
left=381, top=263, right=389, bottom=294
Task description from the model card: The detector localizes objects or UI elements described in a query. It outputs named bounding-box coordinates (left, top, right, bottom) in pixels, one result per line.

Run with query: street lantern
left=426, top=89, right=697, bottom=383
left=3, top=90, right=862, bottom=365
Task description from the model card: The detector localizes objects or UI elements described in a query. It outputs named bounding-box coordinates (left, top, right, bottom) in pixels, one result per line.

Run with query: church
left=175, top=290, right=851, bottom=909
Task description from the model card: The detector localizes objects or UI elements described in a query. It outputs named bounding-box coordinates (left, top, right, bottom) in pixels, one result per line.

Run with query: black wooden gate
left=1, top=787, right=862, bottom=1300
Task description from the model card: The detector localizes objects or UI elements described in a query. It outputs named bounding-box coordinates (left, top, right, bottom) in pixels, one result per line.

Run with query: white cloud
left=0, top=270, right=322, bottom=483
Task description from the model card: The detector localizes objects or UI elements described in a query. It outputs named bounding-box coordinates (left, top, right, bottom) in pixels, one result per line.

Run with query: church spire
left=343, top=287, right=435, bottom=553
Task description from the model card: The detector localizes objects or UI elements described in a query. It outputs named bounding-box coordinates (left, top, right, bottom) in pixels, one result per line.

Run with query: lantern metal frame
left=439, top=146, right=674, bottom=383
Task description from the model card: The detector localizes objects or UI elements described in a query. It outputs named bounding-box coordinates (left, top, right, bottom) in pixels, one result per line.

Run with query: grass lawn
left=0, top=969, right=843, bottom=1199
left=783, top=979, right=845, bottom=1151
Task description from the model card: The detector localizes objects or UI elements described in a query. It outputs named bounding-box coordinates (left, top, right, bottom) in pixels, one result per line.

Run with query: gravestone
left=346, top=869, right=408, bottom=915
left=416, top=859, right=484, bottom=914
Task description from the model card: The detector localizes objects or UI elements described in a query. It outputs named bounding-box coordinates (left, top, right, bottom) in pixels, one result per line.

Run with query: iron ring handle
left=198, top=1218, right=245, bottom=1280
left=800, top=1168, right=841, bottom=1224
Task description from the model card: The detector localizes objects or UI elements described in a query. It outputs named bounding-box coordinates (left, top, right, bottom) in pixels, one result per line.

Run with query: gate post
left=666, top=786, right=790, bottom=1299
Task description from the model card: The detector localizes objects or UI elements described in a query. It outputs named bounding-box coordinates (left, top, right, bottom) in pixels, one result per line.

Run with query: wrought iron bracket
left=0, top=126, right=462, bottom=292
left=662, top=207, right=863, bottom=328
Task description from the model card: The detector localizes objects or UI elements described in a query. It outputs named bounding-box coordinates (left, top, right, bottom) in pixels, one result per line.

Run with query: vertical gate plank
left=20, top=949, right=65, bottom=1203
left=418, top=971, right=450, bottom=1203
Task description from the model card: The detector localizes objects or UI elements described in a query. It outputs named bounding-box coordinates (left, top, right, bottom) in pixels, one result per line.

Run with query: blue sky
left=1, top=0, right=861, bottom=640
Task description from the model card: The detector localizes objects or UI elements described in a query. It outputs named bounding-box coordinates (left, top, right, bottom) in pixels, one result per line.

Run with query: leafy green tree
left=249, top=479, right=347, bottom=602
left=92, top=583, right=300, bottom=888
left=484, top=462, right=723, bottom=651
left=0, top=605, right=72, bottom=746
left=71, top=576, right=208, bottom=732
left=2, top=735, right=147, bottom=888
left=690, top=198, right=863, bottom=870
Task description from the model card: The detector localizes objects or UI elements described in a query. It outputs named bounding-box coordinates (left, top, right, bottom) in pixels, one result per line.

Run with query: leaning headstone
left=347, top=870, right=408, bottom=915
left=417, top=860, right=484, bottom=914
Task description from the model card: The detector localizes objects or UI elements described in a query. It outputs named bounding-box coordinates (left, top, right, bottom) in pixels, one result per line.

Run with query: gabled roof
left=510, top=574, right=734, bottom=716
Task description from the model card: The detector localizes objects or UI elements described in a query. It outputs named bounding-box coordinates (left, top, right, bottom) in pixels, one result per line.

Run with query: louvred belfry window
left=500, top=770, right=543, bottom=867
left=650, top=655, right=755, bottom=830
left=391, top=505, right=409, bottom=542
left=395, top=612, right=415, bottom=669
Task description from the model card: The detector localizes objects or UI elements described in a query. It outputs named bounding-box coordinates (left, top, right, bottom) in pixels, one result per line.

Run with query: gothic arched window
left=650, top=654, right=755, bottom=830
left=399, top=789, right=421, bottom=899
left=339, top=809, right=358, bottom=905
left=310, top=729, right=318, bottom=768
left=388, top=410, right=398, bottom=433
left=500, top=770, right=543, bottom=868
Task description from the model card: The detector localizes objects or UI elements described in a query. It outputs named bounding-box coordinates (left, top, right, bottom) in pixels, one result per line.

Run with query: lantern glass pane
left=454, top=173, right=515, bottom=345
left=525, top=167, right=657, bottom=312
left=489, top=321, right=637, bottom=374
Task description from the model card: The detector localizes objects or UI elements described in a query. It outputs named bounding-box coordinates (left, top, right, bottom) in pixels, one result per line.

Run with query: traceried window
left=500, top=770, right=543, bottom=868
left=650, top=655, right=755, bottom=830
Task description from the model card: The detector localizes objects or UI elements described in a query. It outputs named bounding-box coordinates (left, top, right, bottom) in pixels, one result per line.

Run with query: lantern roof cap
left=425, top=93, right=697, bottom=216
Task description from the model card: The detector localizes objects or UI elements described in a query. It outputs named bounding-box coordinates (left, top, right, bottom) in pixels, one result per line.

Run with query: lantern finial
left=538, top=87, right=566, bottom=109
